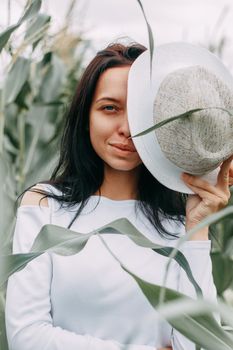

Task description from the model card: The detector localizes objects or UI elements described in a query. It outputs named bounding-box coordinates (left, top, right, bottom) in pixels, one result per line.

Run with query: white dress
left=5, top=183, right=219, bottom=350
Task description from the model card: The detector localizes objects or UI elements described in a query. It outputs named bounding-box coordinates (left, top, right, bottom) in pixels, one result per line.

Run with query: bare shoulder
left=20, top=184, right=49, bottom=207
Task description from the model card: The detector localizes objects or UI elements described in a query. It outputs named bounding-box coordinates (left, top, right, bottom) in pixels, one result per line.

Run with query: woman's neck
left=94, top=164, right=141, bottom=200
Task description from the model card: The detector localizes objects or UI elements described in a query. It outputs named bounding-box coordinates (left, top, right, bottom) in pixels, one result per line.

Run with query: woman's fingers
left=182, top=173, right=227, bottom=199
left=217, top=156, right=233, bottom=190
left=182, top=155, right=233, bottom=200
left=227, top=159, right=233, bottom=186
left=184, top=182, right=229, bottom=209
left=229, top=162, right=233, bottom=176
left=181, top=156, right=233, bottom=229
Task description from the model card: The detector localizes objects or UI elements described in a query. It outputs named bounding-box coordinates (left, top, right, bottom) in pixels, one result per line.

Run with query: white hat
left=127, top=42, right=233, bottom=194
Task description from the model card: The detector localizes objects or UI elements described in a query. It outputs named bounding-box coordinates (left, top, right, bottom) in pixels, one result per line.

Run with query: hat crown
left=127, top=42, right=233, bottom=193
left=153, top=65, right=233, bottom=174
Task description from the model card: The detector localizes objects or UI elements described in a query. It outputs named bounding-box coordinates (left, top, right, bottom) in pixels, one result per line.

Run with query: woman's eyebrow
left=95, top=97, right=120, bottom=104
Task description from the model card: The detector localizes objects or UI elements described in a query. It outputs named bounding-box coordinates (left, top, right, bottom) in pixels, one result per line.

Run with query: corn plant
left=0, top=1, right=89, bottom=348
left=0, top=0, right=233, bottom=350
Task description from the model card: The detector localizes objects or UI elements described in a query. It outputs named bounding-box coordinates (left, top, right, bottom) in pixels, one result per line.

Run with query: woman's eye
left=102, top=105, right=117, bottom=112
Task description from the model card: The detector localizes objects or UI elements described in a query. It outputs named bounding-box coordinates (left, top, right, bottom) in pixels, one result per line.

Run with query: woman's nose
left=118, top=112, right=131, bottom=138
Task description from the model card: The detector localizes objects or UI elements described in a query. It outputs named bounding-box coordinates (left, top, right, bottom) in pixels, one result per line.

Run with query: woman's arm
left=168, top=159, right=233, bottom=349
left=5, top=189, right=155, bottom=350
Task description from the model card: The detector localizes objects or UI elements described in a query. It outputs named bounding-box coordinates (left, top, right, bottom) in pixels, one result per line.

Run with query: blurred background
left=1, top=0, right=233, bottom=69
left=0, top=1, right=233, bottom=349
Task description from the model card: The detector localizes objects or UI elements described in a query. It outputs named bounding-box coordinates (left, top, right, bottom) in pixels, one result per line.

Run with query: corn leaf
left=0, top=288, right=8, bottom=350
left=25, top=14, right=51, bottom=49
left=211, top=252, right=233, bottom=295
left=0, top=219, right=201, bottom=297
left=19, top=0, right=42, bottom=24
left=37, top=54, right=66, bottom=103
left=125, top=268, right=233, bottom=350
left=4, top=58, right=31, bottom=105
left=136, top=0, right=154, bottom=76
left=2, top=218, right=233, bottom=349
left=0, top=0, right=42, bottom=53
left=99, top=218, right=203, bottom=295
left=0, top=154, right=15, bottom=254
left=131, top=107, right=233, bottom=138
left=0, top=25, right=19, bottom=53
left=163, top=207, right=233, bottom=300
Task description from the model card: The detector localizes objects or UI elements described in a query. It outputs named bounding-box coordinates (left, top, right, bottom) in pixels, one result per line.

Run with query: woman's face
left=89, top=66, right=142, bottom=172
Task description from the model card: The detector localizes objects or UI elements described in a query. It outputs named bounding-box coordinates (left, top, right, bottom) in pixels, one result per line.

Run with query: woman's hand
left=181, top=155, right=233, bottom=240
left=158, top=347, right=172, bottom=350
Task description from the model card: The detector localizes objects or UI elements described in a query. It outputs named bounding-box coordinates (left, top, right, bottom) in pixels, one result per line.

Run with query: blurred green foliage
left=0, top=1, right=89, bottom=348
left=0, top=1, right=233, bottom=349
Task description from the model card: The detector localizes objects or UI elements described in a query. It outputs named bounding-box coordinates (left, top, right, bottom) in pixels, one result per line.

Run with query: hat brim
left=127, top=42, right=233, bottom=194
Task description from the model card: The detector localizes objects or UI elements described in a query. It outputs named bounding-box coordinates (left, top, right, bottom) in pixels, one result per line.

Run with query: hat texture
left=154, top=65, right=233, bottom=174
left=127, top=42, right=233, bottom=193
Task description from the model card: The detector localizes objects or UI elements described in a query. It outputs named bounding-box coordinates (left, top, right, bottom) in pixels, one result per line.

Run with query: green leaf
left=0, top=24, right=19, bottom=53
left=99, top=218, right=203, bottom=295
left=0, top=253, right=41, bottom=287
left=125, top=268, right=233, bottom=350
left=34, top=101, right=64, bottom=106
left=4, top=103, right=19, bottom=144
left=136, top=0, right=154, bottom=76
left=131, top=107, right=233, bottom=138
left=31, top=225, right=93, bottom=255
left=0, top=218, right=202, bottom=300
left=0, top=224, right=94, bottom=287
left=157, top=297, right=233, bottom=329
left=3, top=134, right=18, bottom=156
left=24, top=135, right=59, bottom=186
left=38, top=54, right=66, bottom=103
left=0, top=288, right=8, bottom=350
left=177, top=206, right=233, bottom=248
left=25, top=14, right=51, bottom=49
left=224, top=236, right=233, bottom=259
left=0, top=153, right=15, bottom=254
left=164, top=206, right=233, bottom=296
left=211, top=252, right=233, bottom=295
left=19, top=0, right=42, bottom=24
left=2, top=218, right=233, bottom=349
left=99, top=233, right=233, bottom=349
left=15, top=81, right=31, bottom=108
left=0, top=0, right=42, bottom=53
left=4, top=57, right=31, bottom=105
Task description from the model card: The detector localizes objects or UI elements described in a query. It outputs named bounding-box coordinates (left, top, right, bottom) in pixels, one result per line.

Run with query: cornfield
left=0, top=1, right=233, bottom=350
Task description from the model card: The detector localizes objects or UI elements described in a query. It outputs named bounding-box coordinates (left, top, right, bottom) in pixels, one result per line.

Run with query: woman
left=5, top=42, right=233, bottom=350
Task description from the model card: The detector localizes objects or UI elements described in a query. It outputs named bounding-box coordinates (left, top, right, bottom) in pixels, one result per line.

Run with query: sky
left=1, top=0, right=233, bottom=69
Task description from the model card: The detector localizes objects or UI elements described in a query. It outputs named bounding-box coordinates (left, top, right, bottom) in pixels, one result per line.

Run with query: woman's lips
left=110, top=143, right=136, bottom=153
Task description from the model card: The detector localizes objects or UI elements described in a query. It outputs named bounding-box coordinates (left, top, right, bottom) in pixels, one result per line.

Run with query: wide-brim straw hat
left=127, top=42, right=233, bottom=194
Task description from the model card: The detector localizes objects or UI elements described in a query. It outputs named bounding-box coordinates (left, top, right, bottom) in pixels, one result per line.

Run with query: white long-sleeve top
left=5, top=183, right=219, bottom=350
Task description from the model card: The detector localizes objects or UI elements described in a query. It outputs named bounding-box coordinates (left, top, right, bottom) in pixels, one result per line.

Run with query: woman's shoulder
left=18, top=182, right=76, bottom=226
left=20, top=183, right=50, bottom=207
left=19, top=182, right=65, bottom=214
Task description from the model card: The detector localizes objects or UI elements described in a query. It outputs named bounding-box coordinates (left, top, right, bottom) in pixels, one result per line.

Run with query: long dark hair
left=16, top=42, right=187, bottom=238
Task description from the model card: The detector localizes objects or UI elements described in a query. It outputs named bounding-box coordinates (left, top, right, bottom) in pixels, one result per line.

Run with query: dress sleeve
left=5, top=205, right=155, bottom=350
left=170, top=240, right=220, bottom=350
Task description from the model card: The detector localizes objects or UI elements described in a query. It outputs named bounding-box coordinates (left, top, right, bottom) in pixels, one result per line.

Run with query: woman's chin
left=104, top=160, right=142, bottom=172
